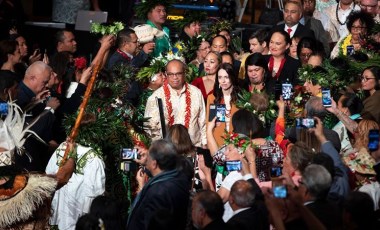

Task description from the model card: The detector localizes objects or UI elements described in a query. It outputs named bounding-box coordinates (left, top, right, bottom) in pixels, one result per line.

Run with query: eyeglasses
left=166, top=72, right=184, bottom=78
left=360, top=76, right=376, bottom=82
left=360, top=3, right=377, bottom=9
left=351, top=26, right=367, bottom=30
left=300, top=53, right=312, bottom=59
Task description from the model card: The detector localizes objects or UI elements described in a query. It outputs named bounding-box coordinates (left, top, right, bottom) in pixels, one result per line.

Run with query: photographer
left=286, top=96, right=341, bottom=152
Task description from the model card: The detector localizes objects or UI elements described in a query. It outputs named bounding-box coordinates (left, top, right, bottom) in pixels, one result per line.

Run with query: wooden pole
left=58, top=62, right=101, bottom=167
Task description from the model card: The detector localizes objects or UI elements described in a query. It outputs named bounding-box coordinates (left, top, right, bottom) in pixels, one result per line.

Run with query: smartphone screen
left=322, top=89, right=332, bottom=107
left=368, top=129, right=379, bottom=151
left=216, top=104, right=226, bottom=122
left=302, top=118, right=316, bottom=129
left=272, top=179, right=287, bottom=198
left=282, top=83, right=292, bottom=100
left=226, top=161, right=242, bottom=171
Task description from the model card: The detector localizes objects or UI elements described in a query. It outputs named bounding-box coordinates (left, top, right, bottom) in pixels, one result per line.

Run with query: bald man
left=15, top=61, right=60, bottom=171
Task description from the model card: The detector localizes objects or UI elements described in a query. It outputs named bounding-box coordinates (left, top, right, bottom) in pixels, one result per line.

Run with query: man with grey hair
left=127, top=139, right=190, bottom=230
left=227, top=180, right=269, bottom=230
left=299, top=164, right=342, bottom=229
left=286, top=96, right=341, bottom=152
left=191, top=190, right=227, bottom=229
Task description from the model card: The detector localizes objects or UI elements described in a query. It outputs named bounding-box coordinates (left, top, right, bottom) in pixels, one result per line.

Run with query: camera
left=121, top=148, right=139, bottom=161
left=226, top=161, right=241, bottom=171
left=296, top=118, right=316, bottom=129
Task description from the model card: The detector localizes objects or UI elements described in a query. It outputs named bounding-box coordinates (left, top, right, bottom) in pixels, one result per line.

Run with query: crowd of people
left=1, top=0, right=380, bottom=229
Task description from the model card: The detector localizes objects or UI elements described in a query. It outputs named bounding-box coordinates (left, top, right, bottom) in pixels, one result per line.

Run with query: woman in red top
left=192, top=51, right=221, bottom=101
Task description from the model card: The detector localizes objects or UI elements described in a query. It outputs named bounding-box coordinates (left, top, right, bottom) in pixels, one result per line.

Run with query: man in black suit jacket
left=272, top=0, right=315, bottom=40
left=192, top=190, right=228, bottom=230
left=126, top=140, right=190, bottom=230
left=299, top=164, right=343, bottom=229
left=15, top=61, right=60, bottom=171
left=227, top=180, right=269, bottom=230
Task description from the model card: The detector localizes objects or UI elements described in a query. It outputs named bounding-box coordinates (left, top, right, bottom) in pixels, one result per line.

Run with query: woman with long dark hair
left=206, top=63, right=240, bottom=146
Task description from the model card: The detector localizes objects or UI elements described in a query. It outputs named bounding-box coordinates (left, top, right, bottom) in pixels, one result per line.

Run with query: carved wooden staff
left=58, top=63, right=102, bottom=167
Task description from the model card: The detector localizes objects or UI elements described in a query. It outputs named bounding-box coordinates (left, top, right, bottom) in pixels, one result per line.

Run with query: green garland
left=172, top=11, right=207, bottom=30
left=235, top=89, right=277, bottom=126
left=135, top=0, right=174, bottom=19
left=90, top=22, right=125, bottom=35
left=209, top=19, right=233, bottom=36
left=223, top=131, right=251, bottom=153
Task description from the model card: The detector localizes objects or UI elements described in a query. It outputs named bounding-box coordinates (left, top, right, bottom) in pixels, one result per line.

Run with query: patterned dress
left=52, top=0, right=90, bottom=24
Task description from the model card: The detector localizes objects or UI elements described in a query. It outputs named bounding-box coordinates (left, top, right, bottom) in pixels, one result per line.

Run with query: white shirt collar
left=338, top=2, right=355, bottom=10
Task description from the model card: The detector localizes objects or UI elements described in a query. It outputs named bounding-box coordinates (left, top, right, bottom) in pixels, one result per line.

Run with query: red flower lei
left=163, top=82, right=192, bottom=128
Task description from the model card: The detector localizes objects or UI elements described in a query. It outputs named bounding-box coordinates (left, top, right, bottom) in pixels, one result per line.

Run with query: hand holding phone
left=322, top=89, right=332, bottom=107
left=272, top=178, right=287, bottom=198
left=282, top=83, right=292, bottom=100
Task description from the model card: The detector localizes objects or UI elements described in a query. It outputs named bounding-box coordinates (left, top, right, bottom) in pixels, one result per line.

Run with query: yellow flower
left=341, top=34, right=352, bottom=56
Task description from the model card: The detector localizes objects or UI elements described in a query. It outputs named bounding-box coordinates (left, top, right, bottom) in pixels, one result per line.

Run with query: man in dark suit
left=191, top=190, right=228, bottom=230
left=126, top=140, right=190, bottom=230
left=227, top=180, right=269, bottom=230
left=272, top=0, right=315, bottom=40
left=299, top=164, right=343, bottom=229
left=107, top=28, right=154, bottom=70
left=15, top=61, right=60, bottom=171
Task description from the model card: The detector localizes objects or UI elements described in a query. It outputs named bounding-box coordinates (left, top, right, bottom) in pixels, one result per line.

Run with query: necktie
left=287, top=28, right=292, bottom=36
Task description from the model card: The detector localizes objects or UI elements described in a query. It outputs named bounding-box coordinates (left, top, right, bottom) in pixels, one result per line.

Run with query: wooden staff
left=57, top=34, right=114, bottom=169
left=58, top=63, right=101, bottom=167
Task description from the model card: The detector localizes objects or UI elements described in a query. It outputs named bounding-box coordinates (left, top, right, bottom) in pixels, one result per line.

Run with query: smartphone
left=226, top=161, right=242, bottom=171
left=270, top=167, right=282, bottom=178
left=216, top=104, right=226, bottom=122
left=275, top=83, right=282, bottom=100
left=209, top=104, right=216, bottom=121
left=322, top=88, right=332, bottom=107
left=0, top=103, right=8, bottom=116
left=301, top=118, right=316, bottom=129
left=282, top=83, right=292, bottom=100
left=368, top=129, right=379, bottom=151
left=272, top=179, right=287, bottom=198
left=347, top=45, right=354, bottom=56
left=120, top=148, right=139, bottom=161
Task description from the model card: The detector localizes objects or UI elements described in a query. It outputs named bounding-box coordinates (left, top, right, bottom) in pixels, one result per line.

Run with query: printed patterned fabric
left=52, top=0, right=90, bottom=24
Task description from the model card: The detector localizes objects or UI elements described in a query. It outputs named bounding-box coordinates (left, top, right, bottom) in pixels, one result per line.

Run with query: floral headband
left=223, top=131, right=251, bottom=153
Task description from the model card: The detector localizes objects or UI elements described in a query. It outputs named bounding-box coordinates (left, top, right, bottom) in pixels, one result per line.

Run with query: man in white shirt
left=303, top=0, right=339, bottom=46
left=144, top=59, right=206, bottom=147
left=325, top=0, right=361, bottom=42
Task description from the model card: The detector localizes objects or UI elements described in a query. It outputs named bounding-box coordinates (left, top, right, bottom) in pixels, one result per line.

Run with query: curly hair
left=346, top=11, right=375, bottom=33
left=354, top=119, right=379, bottom=150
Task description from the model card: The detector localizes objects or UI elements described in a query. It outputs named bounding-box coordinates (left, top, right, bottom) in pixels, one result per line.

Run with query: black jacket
left=126, top=170, right=190, bottom=230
